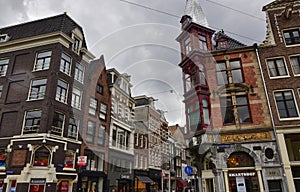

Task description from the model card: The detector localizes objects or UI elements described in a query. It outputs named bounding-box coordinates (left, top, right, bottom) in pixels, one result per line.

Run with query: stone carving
left=221, top=131, right=271, bottom=143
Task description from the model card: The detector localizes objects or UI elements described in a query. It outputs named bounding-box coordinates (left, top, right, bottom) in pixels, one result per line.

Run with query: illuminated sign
left=228, top=172, right=256, bottom=177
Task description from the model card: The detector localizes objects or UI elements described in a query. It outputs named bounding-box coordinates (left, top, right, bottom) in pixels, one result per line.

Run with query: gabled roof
left=0, top=13, right=87, bottom=48
left=213, top=30, right=247, bottom=50
left=262, top=0, right=300, bottom=11
left=183, top=0, right=209, bottom=27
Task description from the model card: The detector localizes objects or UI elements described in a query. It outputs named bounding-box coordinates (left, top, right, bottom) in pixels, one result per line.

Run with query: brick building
left=177, top=0, right=281, bottom=191
left=0, top=13, right=96, bottom=191
left=257, top=0, right=300, bottom=191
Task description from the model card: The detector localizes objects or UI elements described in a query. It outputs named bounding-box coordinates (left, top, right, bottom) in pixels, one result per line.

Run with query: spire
left=183, top=0, right=208, bottom=27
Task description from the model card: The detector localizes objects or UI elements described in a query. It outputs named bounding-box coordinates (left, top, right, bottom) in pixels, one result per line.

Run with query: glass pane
left=230, top=60, right=241, bottom=69
left=237, top=106, right=251, bottom=123
left=232, top=69, right=243, bottom=83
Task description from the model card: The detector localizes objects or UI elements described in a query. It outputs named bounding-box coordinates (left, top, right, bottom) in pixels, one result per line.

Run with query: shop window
left=285, top=134, right=300, bottom=161
left=0, top=149, right=7, bottom=171
left=84, top=150, right=104, bottom=171
left=267, top=180, right=282, bottom=192
left=64, top=150, right=75, bottom=169
left=283, top=28, right=300, bottom=46
left=33, top=146, right=50, bottom=166
left=58, top=180, right=69, bottom=192
left=227, top=152, right=254, bottom=168
left=8, top=180, right=16, bottom=192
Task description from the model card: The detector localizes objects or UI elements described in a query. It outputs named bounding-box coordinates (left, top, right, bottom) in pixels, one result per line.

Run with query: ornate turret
left=183, top=0, right=209, bottom=27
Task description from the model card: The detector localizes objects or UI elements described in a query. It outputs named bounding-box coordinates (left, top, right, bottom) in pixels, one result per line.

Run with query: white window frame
left=22, top=109, right=42, bottom=134
left=89, top=97, right=97, bottom=115
left=266, top=57, right=290, bottom=79
left=274, top=89, right=300, bottom=121
left=71, top=87, right=82, bottom=110
left=74, top=62, right=84, bottom=83
left=60, top=53, right=71, bottom=76
left=289, top=54, right=300, bottom=76
left=0, top=85, right=3, bottom=97
left=51, top=111, right=65, bottom=136
left=33, top=50, right=52, bottom=71
left=68, top=117, right=79, bottom=140
left=0, top=58, right=9, bottom=77
left=28, top=78, right=47, bottom=101
left=283, top=27, right=300, bottom=47
left=56, top=79, right=69, bottom=104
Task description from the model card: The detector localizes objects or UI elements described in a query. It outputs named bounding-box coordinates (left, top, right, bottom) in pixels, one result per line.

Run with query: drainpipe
left=254, top=44, right=289, bottom=192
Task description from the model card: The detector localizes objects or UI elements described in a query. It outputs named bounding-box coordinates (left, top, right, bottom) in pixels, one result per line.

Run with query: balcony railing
left=51, top=126, right=63, bottom=136
left=23, top=125, right=39, bottom=134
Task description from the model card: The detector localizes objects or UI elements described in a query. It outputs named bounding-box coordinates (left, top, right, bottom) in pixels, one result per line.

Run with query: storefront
left=223, top=152, right=264, bottom=192
left=148, top=169, right=161, bottom=191
left=78, top=171, right=107, bottom=192
left=134, top=170, right=153, bottom=192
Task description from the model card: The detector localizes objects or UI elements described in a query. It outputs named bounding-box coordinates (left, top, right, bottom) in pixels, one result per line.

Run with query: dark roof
left=262, top=0, right=298, bottom=11
left=213, top=30, right=246, bottom=50
left=0, top=13, right=87, bottom=48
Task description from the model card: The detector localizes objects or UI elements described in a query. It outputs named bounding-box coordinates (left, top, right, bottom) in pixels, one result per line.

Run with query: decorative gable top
left=213, top=30, right=246, bottom=50
left=262, top=0, right=300, bottom=11
left=183, top=0, right=209, bottom=27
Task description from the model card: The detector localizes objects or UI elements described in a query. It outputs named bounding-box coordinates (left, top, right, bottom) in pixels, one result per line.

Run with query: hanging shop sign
left=77, top=156, right=87, bottom=167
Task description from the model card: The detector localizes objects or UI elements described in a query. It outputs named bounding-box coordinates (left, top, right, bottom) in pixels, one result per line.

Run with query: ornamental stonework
left=221, top=131, right=271, bottom=143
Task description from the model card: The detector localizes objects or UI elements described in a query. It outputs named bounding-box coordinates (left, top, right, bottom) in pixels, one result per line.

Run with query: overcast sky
left=0, top=0, right=273, bottom=126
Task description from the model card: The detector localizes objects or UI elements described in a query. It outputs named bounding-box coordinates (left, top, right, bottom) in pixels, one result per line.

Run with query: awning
left=136, top=176, right=154, bottom=183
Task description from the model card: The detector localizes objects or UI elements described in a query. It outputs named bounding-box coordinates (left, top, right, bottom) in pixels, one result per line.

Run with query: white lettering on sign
left=228, top=172, right=256, bottom=177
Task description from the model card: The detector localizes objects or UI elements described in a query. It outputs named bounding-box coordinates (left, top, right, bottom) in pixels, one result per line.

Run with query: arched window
left=227, top=152, right=254, bottom=168
left=33, top=146, right=51, bottom=166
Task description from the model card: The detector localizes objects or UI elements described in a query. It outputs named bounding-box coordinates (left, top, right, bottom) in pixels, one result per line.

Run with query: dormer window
left=71, top=28, right=83, bottom=54
left=217, top=40, right=228, bottom=50
left=72, top=36, right=81, bottom=53
left=0, top=34, right=10, bottom=43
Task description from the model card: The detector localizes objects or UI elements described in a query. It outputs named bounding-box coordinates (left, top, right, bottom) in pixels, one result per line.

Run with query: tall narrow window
left=51, top=112, right=65, bottom=136
left=99, top=103, right=107, bottom=120
left=23, top=110, right=42, bottom=133
left=56, top=79, right=68, bottom=103
left=68, top=118, right=79, bottom=139
left=28, top=78, right=47, bottom=100
left=290, top=55, right=300, bottom=75
left=283, top=29, right=300, bottom=46
left=220, top=97, right=235, bottom=125
left=60, top=53, right=71, bottom=75
left=185, top=37, right=192, bottom=54
left=236, top=96, right=251, bottom=123
left=267, top=58, right=288, bottom=78
left=230, top=60, right=243, bottom=83
left=74, top=63, right=84, bottom=83
left=188, top=102, right=200, bottom=133
left=72, top=37, right=81, bottom=53
left=0, top=85, right=3, bottom=97
left=71, top=87, right=82, bottom=109
left=33, top=51, right=52, bottom=71
left=216, top=62, right=228, bottom=85
left=86, top=121, right=96, bottom=143
left=98, top=125, right=106, bottom=146
left=199, top=34, right=208, bottom=51
left=89, top=97, right=97, bottom=115
left=0, top=59, right=9, bottom=77
left=199, top=64, right=206, bottom=85
left=203, top=99, right=210, bottom=125
left=275, top=90, right=299, bottom=119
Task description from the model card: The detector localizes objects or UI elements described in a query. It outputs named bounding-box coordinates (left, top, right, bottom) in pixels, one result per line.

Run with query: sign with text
left=77, top=156, right=87, bottom=167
